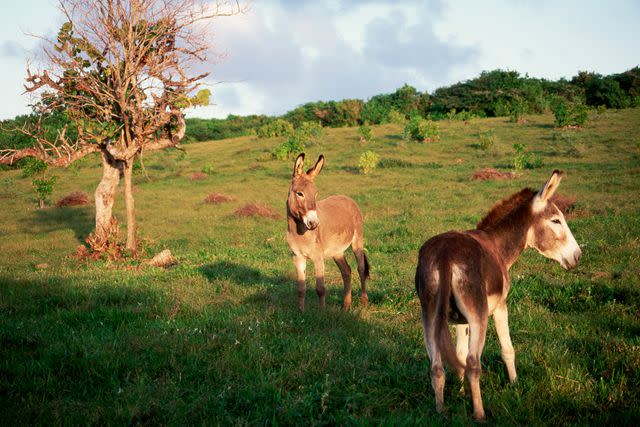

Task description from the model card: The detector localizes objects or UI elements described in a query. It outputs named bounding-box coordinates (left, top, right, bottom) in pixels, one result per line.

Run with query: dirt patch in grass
left=190, top=172, right=207, bottom=181
left=550, top=194, right=580, bottom=217
left=472, top=168, right=519, bottom=181
left=234, top=203, right=280, bottom=219
left=56, top=191, right=89, bottom=207
left=205, top=193, right=236, bottom=204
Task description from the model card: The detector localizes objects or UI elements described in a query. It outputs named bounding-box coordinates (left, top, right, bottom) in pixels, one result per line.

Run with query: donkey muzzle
left=303, top=210, right=319, bottom=230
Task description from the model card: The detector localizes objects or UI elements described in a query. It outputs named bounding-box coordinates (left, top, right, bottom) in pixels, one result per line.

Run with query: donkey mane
left=476, top=188, right=537, bottom=231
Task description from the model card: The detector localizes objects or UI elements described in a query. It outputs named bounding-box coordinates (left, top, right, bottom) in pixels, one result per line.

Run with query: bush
left=388, top=109, right=406, bottom=125
left=32, top=176, right=57, bottom=208
left=358, top=125, right=373, bottom=143
left=297, top=121, right=324, bottom=140
left=551, top=98, right=589, bottom=127
left=358, top=151, right=379, bottom=174
left=478, top=130, right=497, bottom=152
left=404, top=116, right=439, bottom=142
left=21, top=158, right=47, bottom=178
left=256, top=119, right=294, bottom=138
left=201, top=163, right=215, bottom=175
left=513, top=143, right=543, bottom=170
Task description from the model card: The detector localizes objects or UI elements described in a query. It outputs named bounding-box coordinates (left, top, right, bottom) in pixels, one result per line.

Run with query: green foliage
left=201, top=163, right=215, bottom=175
left=176, top=89, right=212, bottom=109
left=358, top=125, right=373, bottom=143
left=32, top=176, right=57, bottom=207
left=513, top=143, right=543, bottom=170
left=272, top=122, right=322, bottom=160
left=387, top=110, right=406, bottom=125
left=185, top=115, right=272, bottom=142
left=551, top=98, right=589, bottom=127
left=21, top=158, right=47, bottom=178
left=256, top=119, right=294, bottom=139
left=478, top=130, right=497, bottom=152
left=403, top=117, right=439, bottom=142
left=358, top=150, right=379, bottom=174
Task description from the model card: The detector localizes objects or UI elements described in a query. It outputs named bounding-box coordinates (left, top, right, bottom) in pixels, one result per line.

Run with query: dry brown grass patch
left=205, top=193, right=235, bottom=204
left=56, top=191, right=89, bottom=207
left=234, top=203, right=280, bottom=219
left=472, top=168, right=519, bottom=181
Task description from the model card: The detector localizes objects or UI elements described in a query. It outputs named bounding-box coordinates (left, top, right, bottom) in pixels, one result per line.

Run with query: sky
left=0, top=0, right=638, bottom=120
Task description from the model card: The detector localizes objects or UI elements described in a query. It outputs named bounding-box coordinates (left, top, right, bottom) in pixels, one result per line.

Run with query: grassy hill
left=1, top=109, right=639, bottom=424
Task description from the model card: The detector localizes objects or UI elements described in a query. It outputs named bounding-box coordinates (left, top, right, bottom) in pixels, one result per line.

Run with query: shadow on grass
left=0, top=272, right=445, bottom=425
left=20, top=205, right=94, bottom=244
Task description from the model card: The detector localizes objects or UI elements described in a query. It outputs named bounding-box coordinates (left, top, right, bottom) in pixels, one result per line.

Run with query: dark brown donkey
left=286, top=153, right=370, bottom=310
left=415, top=170, right=581, bottom=420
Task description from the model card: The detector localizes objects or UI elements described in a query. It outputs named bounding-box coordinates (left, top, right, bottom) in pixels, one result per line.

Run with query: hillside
left=1, top=109, right=639, bottom=424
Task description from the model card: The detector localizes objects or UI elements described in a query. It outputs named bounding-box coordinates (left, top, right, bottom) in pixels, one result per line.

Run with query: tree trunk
left=123, top=159, right=137, bottom=254
left=94, top=151, right=121, bottom=243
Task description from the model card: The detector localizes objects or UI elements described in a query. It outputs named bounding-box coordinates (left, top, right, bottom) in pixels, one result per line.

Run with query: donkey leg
left=455, top=324, right=469, bottom=393
left=333, top=255, right=352, bottom=310
left=293, top=255, right=307, bottom=311
left=353, top=247, right=369, bottom=307
left=493, top=303, right=517, bottom=383
left=313, top=258, right=326, bottom=309
left=421, top=310, right=446, bottom=413
left=466, top=317, right=488, bottom=421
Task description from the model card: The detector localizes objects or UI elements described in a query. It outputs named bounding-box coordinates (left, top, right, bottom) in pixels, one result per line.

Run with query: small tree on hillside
left=0, top=0, right=245, bottom=254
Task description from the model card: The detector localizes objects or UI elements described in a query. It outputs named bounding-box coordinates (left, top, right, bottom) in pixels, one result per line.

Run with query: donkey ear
left=306, top=154, right=324, bottom=178
left=534, top=169, right=564, bottom=212
left=293, top=153, right=305, bottom=177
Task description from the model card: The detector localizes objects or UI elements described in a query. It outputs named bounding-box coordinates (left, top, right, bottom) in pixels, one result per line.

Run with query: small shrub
left=404, top=116, right=439, bottom=142
left=513, top=143, right=543, bottom=170
left=201, top=163, right=215, bottom=175
left=596, top=105, right=607, bottom=115
left=388, top=109, right=406, bottom=125
left=32, top=176, right=57, bottom=208
left=256, top=119, right=294, bottom=138
left=21, top=158, right=47, bottom=178
left=358, top=150, right=379, bottom=174
left=274, top=135, right=305, bottom=160
left=478, top=130, right=497, bottom=152
left=358, top=125, right=374, bottom=143
left=273, top=123, right=323, bottom=160
left=551, top=98, right=589, bottom=127
left=632, top=96, right=640, bottom=108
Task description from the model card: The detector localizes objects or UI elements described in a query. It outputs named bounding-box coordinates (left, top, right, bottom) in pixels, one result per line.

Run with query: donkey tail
left=363, top=252, right=370, bottom=279
left=435, top=263, right=464, bottom=371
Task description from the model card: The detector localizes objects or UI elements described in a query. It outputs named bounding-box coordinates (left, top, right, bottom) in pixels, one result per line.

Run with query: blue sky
left=0, top=0, right=638, bottom=120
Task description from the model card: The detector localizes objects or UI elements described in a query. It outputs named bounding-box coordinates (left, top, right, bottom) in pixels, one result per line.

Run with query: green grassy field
left=1, top=109, right=639, bottom=425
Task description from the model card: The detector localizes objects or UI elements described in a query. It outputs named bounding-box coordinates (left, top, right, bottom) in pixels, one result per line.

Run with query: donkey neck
left=483, top=222, right=531, bottom=270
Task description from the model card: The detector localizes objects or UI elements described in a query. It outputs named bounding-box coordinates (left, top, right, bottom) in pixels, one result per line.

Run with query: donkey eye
left=552, top=219, right=561, bottom=224
left=296, top=192, right=304, bottom=197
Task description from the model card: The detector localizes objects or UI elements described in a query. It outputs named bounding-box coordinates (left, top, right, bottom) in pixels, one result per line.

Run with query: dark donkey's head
left=287, top=153, right=325, bottom=230
left=527, top=170, right=582, bottom=269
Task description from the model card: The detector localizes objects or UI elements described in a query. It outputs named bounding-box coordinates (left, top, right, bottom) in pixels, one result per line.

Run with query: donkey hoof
left=342, top=303, right=351, bottom=311
left=361, top=295, right=369, bottom=308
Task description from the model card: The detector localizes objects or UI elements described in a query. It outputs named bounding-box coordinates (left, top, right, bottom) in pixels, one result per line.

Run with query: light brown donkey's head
left=287, top=153, right=324, bottom=230
left=526, top=170, right=582, bottom=269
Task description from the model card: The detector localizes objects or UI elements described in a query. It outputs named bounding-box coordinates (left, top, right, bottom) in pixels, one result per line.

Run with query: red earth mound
left=472, top=168, right=519, bottom=181
left=234, top=203, right=280, bottom=219
left=56, top=191, right=89, bottom=207
left=204, top=193, right=235, bottom=204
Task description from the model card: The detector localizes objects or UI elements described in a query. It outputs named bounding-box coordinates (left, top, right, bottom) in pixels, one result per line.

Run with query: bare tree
left=1, top=0, right=245, bottom=254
